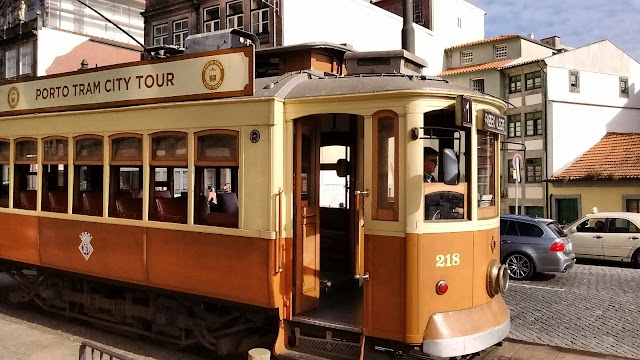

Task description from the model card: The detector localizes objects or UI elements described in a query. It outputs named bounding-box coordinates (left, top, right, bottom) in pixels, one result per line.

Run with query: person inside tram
left=423, top=146, right=464, bottom=220
left=423, top=146, right=439, bottom=183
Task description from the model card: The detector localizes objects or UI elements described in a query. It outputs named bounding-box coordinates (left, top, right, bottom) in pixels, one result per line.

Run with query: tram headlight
left=486, top=259, right=509, bottom=297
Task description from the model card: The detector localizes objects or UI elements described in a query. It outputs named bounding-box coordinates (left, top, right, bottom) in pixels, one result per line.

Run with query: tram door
left=294, top=120, right=321, bottom=314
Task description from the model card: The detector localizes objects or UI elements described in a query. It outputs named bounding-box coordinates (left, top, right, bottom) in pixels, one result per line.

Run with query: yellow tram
left=0, top=32, right=509, bottom=359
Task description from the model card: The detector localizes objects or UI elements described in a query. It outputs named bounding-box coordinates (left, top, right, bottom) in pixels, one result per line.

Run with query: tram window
left=477, top=131, right=497, bottom=219
left=73, top=136, right=103, bottom=216
left=109, top=135, right=143, bottom=219
left=320, top=145, right=350, bottom=209
left=150, top=132, right=188, bottom=224
left=0, top=141, right=9, bottom=208
left=14, top=139, right=38, bottom=210
left=42, top=138, right=69, bottom=213
left=372, top=112, right=399, bottom=221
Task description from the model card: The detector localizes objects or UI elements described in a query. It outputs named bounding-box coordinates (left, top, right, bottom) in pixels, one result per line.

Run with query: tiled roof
left=438, top=59, right=512, bottom=76
left=445, top=34, right=521, bottom=50
left=548, top=133, right=640, bottom=181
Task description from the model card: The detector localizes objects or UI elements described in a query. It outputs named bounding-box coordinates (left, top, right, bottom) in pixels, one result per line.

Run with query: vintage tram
left=0, top=32, right=509, bottom=359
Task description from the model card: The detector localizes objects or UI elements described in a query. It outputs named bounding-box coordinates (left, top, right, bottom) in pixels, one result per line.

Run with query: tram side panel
left=0, top=213, right=40, bottom=265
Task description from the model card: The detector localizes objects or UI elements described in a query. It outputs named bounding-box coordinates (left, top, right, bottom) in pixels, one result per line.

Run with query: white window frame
left=569, top=70, right=580, bottom=93
left=226, top=0, right=244, bottom=30
left=6, top=49, right=16, bottom=79
left=413, top=0, right=423, bottom=24
left=203, top=6, right=221, bottom=33
left=620, top=77, right=629, bottom=98
left=153, top=23, right=168, bottom=46
left=494, top=44, right=507, bottom=59
left=461, top=50, right=473, bottom=65
left=471, top=78, right=485, bottom=93
left=251, top=8, right=268, bottom=34
left=173, top=19, right=189, bottom=48
left=19, top=43, right=32, bottom=75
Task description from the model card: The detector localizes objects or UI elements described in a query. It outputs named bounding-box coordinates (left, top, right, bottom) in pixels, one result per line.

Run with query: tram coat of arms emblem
left=78, top=232, right=94, bottom=261
left=201, top=59, right=225, bottom=91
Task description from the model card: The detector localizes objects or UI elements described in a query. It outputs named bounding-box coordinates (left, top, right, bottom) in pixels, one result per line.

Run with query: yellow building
left=548, top=133, right=640, bottom=225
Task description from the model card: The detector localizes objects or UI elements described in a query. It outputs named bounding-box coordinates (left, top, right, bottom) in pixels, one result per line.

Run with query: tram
left=0, top=30, right=509, bottom=359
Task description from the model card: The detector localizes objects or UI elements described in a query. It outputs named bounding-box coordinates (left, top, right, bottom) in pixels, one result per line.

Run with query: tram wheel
left=505, top=253, right=535, bottom=280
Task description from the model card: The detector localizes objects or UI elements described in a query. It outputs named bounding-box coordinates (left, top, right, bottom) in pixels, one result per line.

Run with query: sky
left=464, top=0, right=640, bottom=61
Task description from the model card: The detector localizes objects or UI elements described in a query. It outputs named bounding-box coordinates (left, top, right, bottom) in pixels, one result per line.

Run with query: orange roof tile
left=548, top=133, right=640, bottom=181
left=438, top=59, right=512, bottom=76
left=446, top=34, right=521, bottom=50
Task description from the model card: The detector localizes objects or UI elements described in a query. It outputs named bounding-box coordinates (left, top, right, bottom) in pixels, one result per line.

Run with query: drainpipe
left=536, top=60, right=550, bottom=218
left=402, top=0, right=415, bottom=53
left=193, top=0, right=201, bottom=33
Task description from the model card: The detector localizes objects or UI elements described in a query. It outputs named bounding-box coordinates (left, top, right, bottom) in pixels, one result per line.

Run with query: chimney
left=540, top=36, right=561, bottom=49
left=402, top=0, right=415, bottom=53
left=528, top=33, right=535, bottom=39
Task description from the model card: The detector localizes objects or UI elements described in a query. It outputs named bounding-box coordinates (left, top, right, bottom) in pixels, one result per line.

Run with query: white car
left=565, top=212, right=640, bottom=265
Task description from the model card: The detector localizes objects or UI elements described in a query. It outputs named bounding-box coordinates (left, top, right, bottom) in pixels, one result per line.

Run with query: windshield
left=547, top=221, right=567, bottom=237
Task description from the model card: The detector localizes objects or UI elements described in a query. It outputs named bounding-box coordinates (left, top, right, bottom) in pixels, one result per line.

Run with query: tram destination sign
left=478, top=109, right=507, bottom=136
left=0, top=46, right=254, bottom=117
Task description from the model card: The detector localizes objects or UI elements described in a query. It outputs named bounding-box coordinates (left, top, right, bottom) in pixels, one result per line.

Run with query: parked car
left=500, top=214, right=576, bottom=280
left=564, top=211, right=640, bottom=265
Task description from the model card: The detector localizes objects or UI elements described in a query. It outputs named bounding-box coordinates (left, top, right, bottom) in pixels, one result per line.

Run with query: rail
left=78, top=340, right=133, bottom=360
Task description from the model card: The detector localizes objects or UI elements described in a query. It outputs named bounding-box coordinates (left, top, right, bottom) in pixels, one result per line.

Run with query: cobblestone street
left=503, top=260, right=640, bottom=359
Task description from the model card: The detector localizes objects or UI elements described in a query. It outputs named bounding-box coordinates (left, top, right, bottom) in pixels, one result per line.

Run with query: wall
left=550, top=182, right=640, bottom=216
left=282, top=0, right=484, bottom=75
left=444, top=69, right=501, bottom=97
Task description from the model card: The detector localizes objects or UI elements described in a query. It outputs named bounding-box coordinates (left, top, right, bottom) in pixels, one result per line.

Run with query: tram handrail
left=275, top=188, right=284, bottom=274
left=78, top=340, right=134, bottom=360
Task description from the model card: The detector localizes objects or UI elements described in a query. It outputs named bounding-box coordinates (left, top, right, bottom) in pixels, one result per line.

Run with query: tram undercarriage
left=2, top=265, right=278, bottom=356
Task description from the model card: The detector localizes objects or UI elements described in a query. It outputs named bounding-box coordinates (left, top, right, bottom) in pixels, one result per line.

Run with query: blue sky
left=465, top=0, right=640, bottom=61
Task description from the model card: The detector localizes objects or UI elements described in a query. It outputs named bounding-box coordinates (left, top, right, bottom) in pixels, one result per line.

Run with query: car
left=564, top=211, right=640, bottom=265
left=500, top=214, right=576, bottom=280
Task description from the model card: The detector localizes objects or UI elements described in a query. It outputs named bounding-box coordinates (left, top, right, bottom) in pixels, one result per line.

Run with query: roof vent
left=185, top=28, right=260, bottom=54
left=344, top=50, right=427, bottom=76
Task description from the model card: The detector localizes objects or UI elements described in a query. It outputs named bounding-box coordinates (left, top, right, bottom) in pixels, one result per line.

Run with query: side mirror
left=442, top=148, right=459, bottom=185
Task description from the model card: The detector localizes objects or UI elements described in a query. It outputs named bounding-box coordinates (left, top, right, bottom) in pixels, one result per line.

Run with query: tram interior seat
left=154, top=190, right=171, bottom=198
left=198, top=194, right=239, bottom=228
left=82, top=192, right=103, bottom=216
left=156, top=196, right=187, bottom=223
left=131, top=189, right=143, bottom=198
left=48, top=191, right=68, bottom=213
left=19, top=190, right=37, bottom=210
left=115, top=198, right=143, bottom=220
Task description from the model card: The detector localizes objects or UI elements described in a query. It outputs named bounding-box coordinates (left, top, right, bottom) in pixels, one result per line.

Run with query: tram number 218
left=435, top=253, right=461, bottom=267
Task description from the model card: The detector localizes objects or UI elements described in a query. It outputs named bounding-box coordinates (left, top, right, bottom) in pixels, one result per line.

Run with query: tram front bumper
left=422, top=295, right=510, bottom=358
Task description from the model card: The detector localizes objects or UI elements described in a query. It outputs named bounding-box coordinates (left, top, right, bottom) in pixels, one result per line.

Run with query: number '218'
left=436, top=253, right=461, bottom=267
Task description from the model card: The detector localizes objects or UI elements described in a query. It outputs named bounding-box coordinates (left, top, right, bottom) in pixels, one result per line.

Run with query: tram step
left=279, top=320, right=362, bottom=360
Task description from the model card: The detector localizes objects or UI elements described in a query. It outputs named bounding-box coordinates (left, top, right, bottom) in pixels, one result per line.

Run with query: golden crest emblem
left=7, top=87, right=19, bottom=109
left=201, top=59, right=225, bottom=91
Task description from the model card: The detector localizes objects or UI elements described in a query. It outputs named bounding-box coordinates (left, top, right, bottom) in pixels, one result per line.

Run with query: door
left=570, top=216, right=605, bottom=256
left=353, top=117, right=366, bottom=282
left=602, top=217, right=640, bottom=259
left=294, top=120, right=321, bottom=314
left=556, top=198, right=579, bottom=226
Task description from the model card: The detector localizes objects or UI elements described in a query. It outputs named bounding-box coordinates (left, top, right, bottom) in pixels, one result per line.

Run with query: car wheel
left=505, top=253, right=535, bottom=280
left=633, top=249, right=640, bottom=267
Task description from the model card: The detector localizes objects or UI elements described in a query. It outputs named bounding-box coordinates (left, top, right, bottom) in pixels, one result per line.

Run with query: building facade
left=0, top=0, right=144, bottom=80
left=141, top=0, right=485, bottom=75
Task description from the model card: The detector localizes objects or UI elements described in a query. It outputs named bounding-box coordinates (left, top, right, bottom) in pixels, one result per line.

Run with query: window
left=471, top=78, right=484, bottom=92
left=526, top=206, right=544, bottom=218
left=413, top=0, right=423, bottom=24
left=14, top=138, right=38, bottom=210
left=525, top=158, right=542, bottom=183
left=461, top=50, right=473, bottom=65
left=515, top=221, right=543, bottom=237
left=319, top=145, right=350, bottom=209
left=0, top=53, right=5, bottom=80
left=110, top=135, right=143, bottom=219
left=153, top=23, right=168, bottom=46
left=525, top=71, right=541, bottom=90
left=194, top=130, right=239, bottom=228
left=620, top=77, right=629, bottom=98
left=507, top=114, right=521, bottom=137
left=494, top=44, right=507, bottom=59
left=625, top=198, right=640, bottom=213
left=477, top=131, right=496, bottom=218
left=507, top=161, right=520, bottom=184
left=42, top=137, right=69, bottom=213
left=576, top=217, right=607, bottom=233
left=150, top=132, right=188, bottom=223
left=203, top=6, right=221, bottom=32
left=19, top=43, right=32, bottom=75
left=173, top=19, right=189, bottom=48
left=73, top=136, right=103, bottom=216
left=569, top=70, right=580, bottom=93
left=251, top=0, right=269, bottom=35
left=373, top=111, right=398, bottom=221
left=508, top=206, right=522, bottom=215
left=227, top=0, right=244, bottom=30
left=525, top=111, right=542, bottom=136
left=6, top=49, right=16, bottom=79
left=606, top=218, right=640, bottom=233
left=0, top=140, right=9, bottom=208
left=457, top=17, right=462, bottom=28
left=509, top=75, right=521, bottom=94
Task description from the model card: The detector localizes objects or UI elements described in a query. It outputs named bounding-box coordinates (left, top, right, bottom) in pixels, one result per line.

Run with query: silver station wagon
left=500, top=214, right=576, bottom=280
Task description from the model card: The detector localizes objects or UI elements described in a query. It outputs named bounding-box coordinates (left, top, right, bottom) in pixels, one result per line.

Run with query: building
left=0, top=0, right=144, bottom=80
left=141, top=0, right=486, bottom=75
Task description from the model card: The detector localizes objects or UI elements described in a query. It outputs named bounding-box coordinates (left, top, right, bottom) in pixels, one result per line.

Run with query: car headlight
left=487, top=259, right=509, bottom=297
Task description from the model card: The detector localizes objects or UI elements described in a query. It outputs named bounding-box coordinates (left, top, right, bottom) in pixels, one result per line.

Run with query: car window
left=576, top=217, right=607, bottom=233
left=607, top=218, right=640, bottom=233
left=515, top=221, right=543, bottom=237
left=546, top=221, right=566, bottom=237
left=500, top=219, right=508, bottom=235
left=503, top=220, right=519, bottom=236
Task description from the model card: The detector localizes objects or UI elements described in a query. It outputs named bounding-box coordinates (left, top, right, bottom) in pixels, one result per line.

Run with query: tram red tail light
left=435, top=280, right=448, bottom=295
left=549, top=242, right=565, bottom=252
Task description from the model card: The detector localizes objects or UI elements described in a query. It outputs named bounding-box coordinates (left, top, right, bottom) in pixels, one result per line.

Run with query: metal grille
left=78, top=340, right=133, bottom=360
left=294, top=328, right=360, bottom=359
